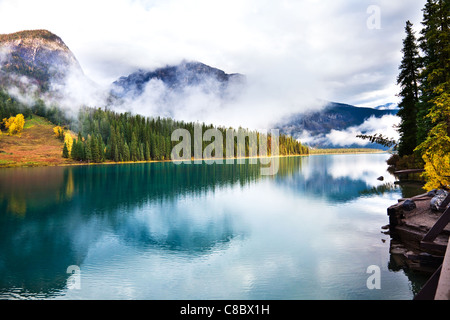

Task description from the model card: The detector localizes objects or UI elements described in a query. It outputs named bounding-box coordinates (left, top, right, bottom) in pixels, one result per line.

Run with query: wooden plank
left=414, top=265, right=442, bottom=300
left=439, top=193, right=450, bottom=211
left=422, top=206, right=450, bottom=242
left=421, top=241, right=448, bottom=253
left=435, top=236, right=450, bottom=300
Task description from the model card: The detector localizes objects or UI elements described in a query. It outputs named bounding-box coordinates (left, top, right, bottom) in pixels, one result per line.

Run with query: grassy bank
left=0, top=115, right=76, bottom=168
left=309, top=148, right=386, bottom=155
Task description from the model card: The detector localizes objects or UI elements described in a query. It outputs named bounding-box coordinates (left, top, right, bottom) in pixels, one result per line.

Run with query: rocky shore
left=387, top=190, right=450, bottom=273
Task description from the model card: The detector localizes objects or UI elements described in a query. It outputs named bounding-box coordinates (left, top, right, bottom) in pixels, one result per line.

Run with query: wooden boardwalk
left=414, top=195, right=450, bottom=300
left=435, top=236, right=450, bottom=300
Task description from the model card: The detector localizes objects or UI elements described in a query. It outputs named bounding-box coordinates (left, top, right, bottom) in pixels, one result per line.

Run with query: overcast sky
left=0, top=0, right=426, bottom=112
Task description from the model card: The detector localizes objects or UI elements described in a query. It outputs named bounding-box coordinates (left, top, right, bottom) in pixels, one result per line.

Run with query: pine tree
left=416, top=0, right=449, bottom=144
left=79, top=139, right=86, bottom=161
left=397, top=20, right=421, bottom=156
left=165, top=137, right=171, bottom=160
left=130, top=132, right=139, bottom=161
left=114, top=145, right=119, bottom=162
left=62, top=142, right=69, bottom=158
left=97, top=135, right=105, bottom=162
left=108, top=126, right=117, bottom=161
left=415, top=0, right=450, bottom=190
left=150, top=133, right=157, bottom=160
left=160, top=135, right=166, bottom=160
left=139, top=143, right=144, bottom=161
left=71, top=139, right=80, bottom=160
left=123, top=141, right=130, bottom=162
left=90, top=135, right=100, bottom=163
left=85, top=138, right=92, bottom=162
left=145, top=141, right=151, bottom=161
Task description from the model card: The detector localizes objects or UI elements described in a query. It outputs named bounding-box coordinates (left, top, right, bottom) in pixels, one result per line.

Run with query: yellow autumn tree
left=53, top=126, right=64, bottom=140
left=415, top=86, right=450, bottom=191
left=64, top=132, right=73, bottom=155
left=2, top=114, right=25, bottom=136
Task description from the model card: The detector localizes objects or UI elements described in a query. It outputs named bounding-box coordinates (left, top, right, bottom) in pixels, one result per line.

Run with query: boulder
left=430, top=189, right=449, bottom=211
left=402, top=199, right=416, bottom=211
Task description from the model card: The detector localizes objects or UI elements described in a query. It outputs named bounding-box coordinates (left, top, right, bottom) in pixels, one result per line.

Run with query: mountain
left=0, top=29, right=396, bottom=151
left=278, top=102, right=397, bottom=136
left=0, top=29, right=83, bottom=92
left=110, top=60, right=246, bottom=99
left=277, top=102, right=399, bottom=148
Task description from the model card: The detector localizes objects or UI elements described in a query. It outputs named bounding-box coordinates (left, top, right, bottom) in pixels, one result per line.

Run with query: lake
left=0, top=153, right=427, bottom=300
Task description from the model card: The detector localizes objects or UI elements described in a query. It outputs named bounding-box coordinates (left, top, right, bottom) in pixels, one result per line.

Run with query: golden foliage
left=53, top=126, right=64, bottom=140
left=2, top=114, right=25, bottom=136
left=64, top=132, right=73, bottom=155
left=416, top=123, right=450, bottom=191
left=415, top=85, right=450, bottom=191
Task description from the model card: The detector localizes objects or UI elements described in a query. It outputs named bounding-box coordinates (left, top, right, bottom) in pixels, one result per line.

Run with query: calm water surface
left=0, top=154, right=427, bottom=299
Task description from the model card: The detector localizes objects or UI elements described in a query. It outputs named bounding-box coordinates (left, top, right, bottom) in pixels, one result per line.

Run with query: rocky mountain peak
left=111, top=60, right=245, bottom=99
left=0, top=29, right=83, bottom=91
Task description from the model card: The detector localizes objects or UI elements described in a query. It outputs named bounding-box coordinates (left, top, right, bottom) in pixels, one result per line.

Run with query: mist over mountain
left=111, top=61, right=245, bottom=99
left=0, top=29, right=106, bottom=111
left=0, top=30, right=82, bottom=91
left=276, top=102, right=399, bottom=149
left=0, top=29, right=399, bottom=149
left=107, top=60, right=249, bottom=125
left=278, top=102, right=397, bottom=136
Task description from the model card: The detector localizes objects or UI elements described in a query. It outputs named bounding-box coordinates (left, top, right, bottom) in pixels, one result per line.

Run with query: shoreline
left=0, top=150, right=387, bottom=169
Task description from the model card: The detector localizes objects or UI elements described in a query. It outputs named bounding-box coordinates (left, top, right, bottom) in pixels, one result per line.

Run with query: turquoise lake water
left=0, top=153, right=428, bottom=299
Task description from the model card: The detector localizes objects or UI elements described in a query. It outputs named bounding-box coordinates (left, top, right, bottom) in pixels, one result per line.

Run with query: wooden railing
left=415, top=193, right=450, bottom=300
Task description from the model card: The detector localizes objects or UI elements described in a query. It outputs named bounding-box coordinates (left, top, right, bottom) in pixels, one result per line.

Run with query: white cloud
left=327, top=114, right=400, bottom=147
left=298, top=114, right=400, bottom=147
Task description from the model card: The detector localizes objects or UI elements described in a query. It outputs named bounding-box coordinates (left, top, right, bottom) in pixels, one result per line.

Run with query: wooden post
left=435, top=236, right=450, bottom=300
left=439, top=193, right=450, bottom=211
left=422, top=206, right=450, bottom=243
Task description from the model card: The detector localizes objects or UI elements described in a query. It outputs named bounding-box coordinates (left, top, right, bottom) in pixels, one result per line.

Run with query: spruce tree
left=123, top=141, right=130, bottom=162
left=165, top=137, right=171, bottom=160
left=416, top=0, right=449, bottom=144
left=150, top=133, right=157, bottom=159
left=107, top=126, right=116, bottom=160
left=114, top=144, right=119, bottom=162
left=90, top=135, right=100, bottom=163
left=139, top=143, right=144, bottom=161
left=85, top=138, right=92, bottom=162
left=97, top=135, right=105, bottom=162
left=130, top=132, right=139, bottom=161
left=71, top=138, right=81, bottom=160
left=145, top=141, right=151, bottom=161
left=415, top=0, right=450, bottom=190
left=397, top=20, right=421, bottom=156
left=62, top=142, right=69, bottom=158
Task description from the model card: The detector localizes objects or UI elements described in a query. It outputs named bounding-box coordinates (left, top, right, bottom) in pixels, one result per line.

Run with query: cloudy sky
left=0, top=0, right=426, bottom=121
